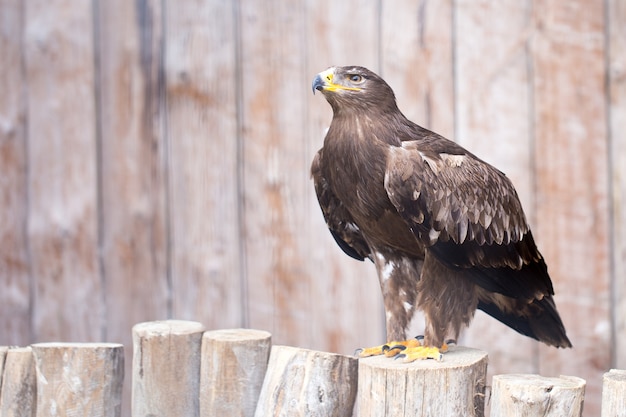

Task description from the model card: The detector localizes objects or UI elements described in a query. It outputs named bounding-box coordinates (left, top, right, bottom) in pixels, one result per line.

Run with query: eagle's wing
left=384, top=137, right=554, bottom=301
left=311, top=150, right=370, bottom=261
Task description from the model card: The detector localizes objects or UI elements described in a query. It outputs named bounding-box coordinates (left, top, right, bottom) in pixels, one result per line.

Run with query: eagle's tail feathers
left=477, top=297, right=572, bottom=348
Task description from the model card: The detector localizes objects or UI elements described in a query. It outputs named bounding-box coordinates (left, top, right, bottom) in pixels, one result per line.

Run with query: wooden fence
left=1, top=321, right=625, bottom=417
left=1, top=1, right=625, bottom=416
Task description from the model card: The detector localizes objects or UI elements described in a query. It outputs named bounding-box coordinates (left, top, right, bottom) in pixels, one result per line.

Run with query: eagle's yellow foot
left=394, top=340, right=454, bottom=363
left=355, top=336, right=423, bottom=358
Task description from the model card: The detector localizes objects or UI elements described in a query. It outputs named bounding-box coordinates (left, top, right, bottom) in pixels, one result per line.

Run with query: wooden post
left=200, top=329, right=271, bottom=417
left=359, top=347, right=488, bottom=416
left=254, top=345, right=358, bottom=417
left=356, top=346, right=487, bottom=417
left=0, top=347, right=36, bottom=417
left=31, top=343, right=124, bottom=417
left=132, top=320, right=205, bottom=417
left=601, top=369, right=626, bottom=417
left=491, top=374, right=586, bottom=417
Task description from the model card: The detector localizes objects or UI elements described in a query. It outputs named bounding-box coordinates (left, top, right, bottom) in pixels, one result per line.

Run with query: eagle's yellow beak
left=312, top=67, right=361, bottom=94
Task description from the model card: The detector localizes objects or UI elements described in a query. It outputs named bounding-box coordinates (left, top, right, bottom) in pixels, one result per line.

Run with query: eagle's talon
left=355, top=344, right=387, bottom=357
left=398, top=346, right=444, bottom=362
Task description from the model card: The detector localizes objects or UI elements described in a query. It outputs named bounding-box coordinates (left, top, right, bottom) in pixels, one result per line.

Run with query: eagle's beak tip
left=312, top=74, right=324, bottom=95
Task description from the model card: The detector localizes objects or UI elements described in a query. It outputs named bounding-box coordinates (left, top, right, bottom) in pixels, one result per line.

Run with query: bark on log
left=0, top=346, right=7, bottom=384
left=356, top=346, right=488, bottom=417
left=200, top=329, right=271, bottom=417
left=601, top=369, right=626, bottom=417
left=254, top=345, right=358, bottom=417
left=31, top=342, right=124, bottom=417
left=132, top=320, right=205, bottom=417
left=491, top=373, right=586, bottom=417
left=0, top=347, right=36, bottom=417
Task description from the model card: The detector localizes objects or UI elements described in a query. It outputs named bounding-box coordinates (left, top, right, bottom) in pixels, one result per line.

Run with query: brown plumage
left=311, top=66, right=571, bottom=349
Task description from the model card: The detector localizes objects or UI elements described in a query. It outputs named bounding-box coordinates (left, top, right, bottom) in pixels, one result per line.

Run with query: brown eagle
left=311, top=66, right=571, bottom=360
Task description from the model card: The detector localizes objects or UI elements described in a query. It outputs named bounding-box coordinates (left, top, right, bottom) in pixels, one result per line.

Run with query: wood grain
left=165, top=0, right=243, bottom=328
left=380, top=0, right=455, bottom=138
left=24, top=0, right=102, bottom=342
left=0, top=347, right=36, bottom=417
left=601, top=369, right=626, bottom=417
left=32, top=342, right=124, bottom=417
left=132, top=320, right=204, bottom=417
left=200, top=329, right=271, bottom=417
left=608, top=0, right=626, bottom=371
left=491, top=374, right=586, bottom=417
left=531, top=2, right=610, bottom=415
left=0, top=0, right=31, bottom=346
left=95, top=2, right=169, bottom=415
left=254, top=345, right=358, bottom=417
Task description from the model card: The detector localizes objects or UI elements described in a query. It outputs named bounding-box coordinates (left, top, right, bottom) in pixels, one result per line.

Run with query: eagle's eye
left=347, top=74, right=363, bottom=83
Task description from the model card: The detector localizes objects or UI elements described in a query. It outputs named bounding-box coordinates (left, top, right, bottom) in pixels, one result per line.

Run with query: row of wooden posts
left=0, top=320, right=625, bottom=416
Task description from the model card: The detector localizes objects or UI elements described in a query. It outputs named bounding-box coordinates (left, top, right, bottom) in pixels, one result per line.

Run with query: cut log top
left=132, top=319, right=205, bottom=336
left=31, top=342, right=123, bottom=349
left=203, top=328, right=272, bottom=342
left=493, top=373, right=587, bottom=389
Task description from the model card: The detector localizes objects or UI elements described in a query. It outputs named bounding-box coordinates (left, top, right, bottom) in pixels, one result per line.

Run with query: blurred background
left=1, top=0, right=624, bottom=416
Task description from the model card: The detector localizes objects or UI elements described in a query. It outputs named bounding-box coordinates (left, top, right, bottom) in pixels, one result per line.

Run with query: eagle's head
left=312, top=66, right=397, bottom=114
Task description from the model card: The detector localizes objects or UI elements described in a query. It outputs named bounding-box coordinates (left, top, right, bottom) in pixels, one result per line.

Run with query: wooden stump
left=254, top=345, right=358, bottom=417
left=132, top=320, right=205, bottom=417
left=491, top=374, right=586, bottom=417
left=31, top=342, right=124, bottom=417
left=200, top=329, right=272, bottom=417
left=601, top=369, right=626, bottom=417
left=0, top=347, right=36, bottom=417
left=356, top=346, right=488, bottom=417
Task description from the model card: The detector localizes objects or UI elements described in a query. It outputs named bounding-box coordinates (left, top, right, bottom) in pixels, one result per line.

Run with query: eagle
left=311, top=66, right=571, bottom=361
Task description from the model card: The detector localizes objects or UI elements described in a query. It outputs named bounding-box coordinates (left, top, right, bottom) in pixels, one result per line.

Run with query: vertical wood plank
left=24, top=0, right=102, bottom=342
left=304, top=0, right=386, bottom=353
left=532, top=2, right=610, bottom=415
left=380, top=0, right=455, bottom=138
left=165, top=0, right=243, bottom=327
left=608, top=0, right=626, bottom=370
left=453, top=0, right=537, bottom=385
left=95, top=1, right=169, bottom=415
left=239, top=0, right=314, bottom=348
left=0, top=0, right=31, bottom=346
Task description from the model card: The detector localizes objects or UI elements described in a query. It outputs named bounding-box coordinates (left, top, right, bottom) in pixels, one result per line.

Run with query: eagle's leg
left=395, top=251, right=478, bottom=362
left=355, top=252, right=422, bottom=358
